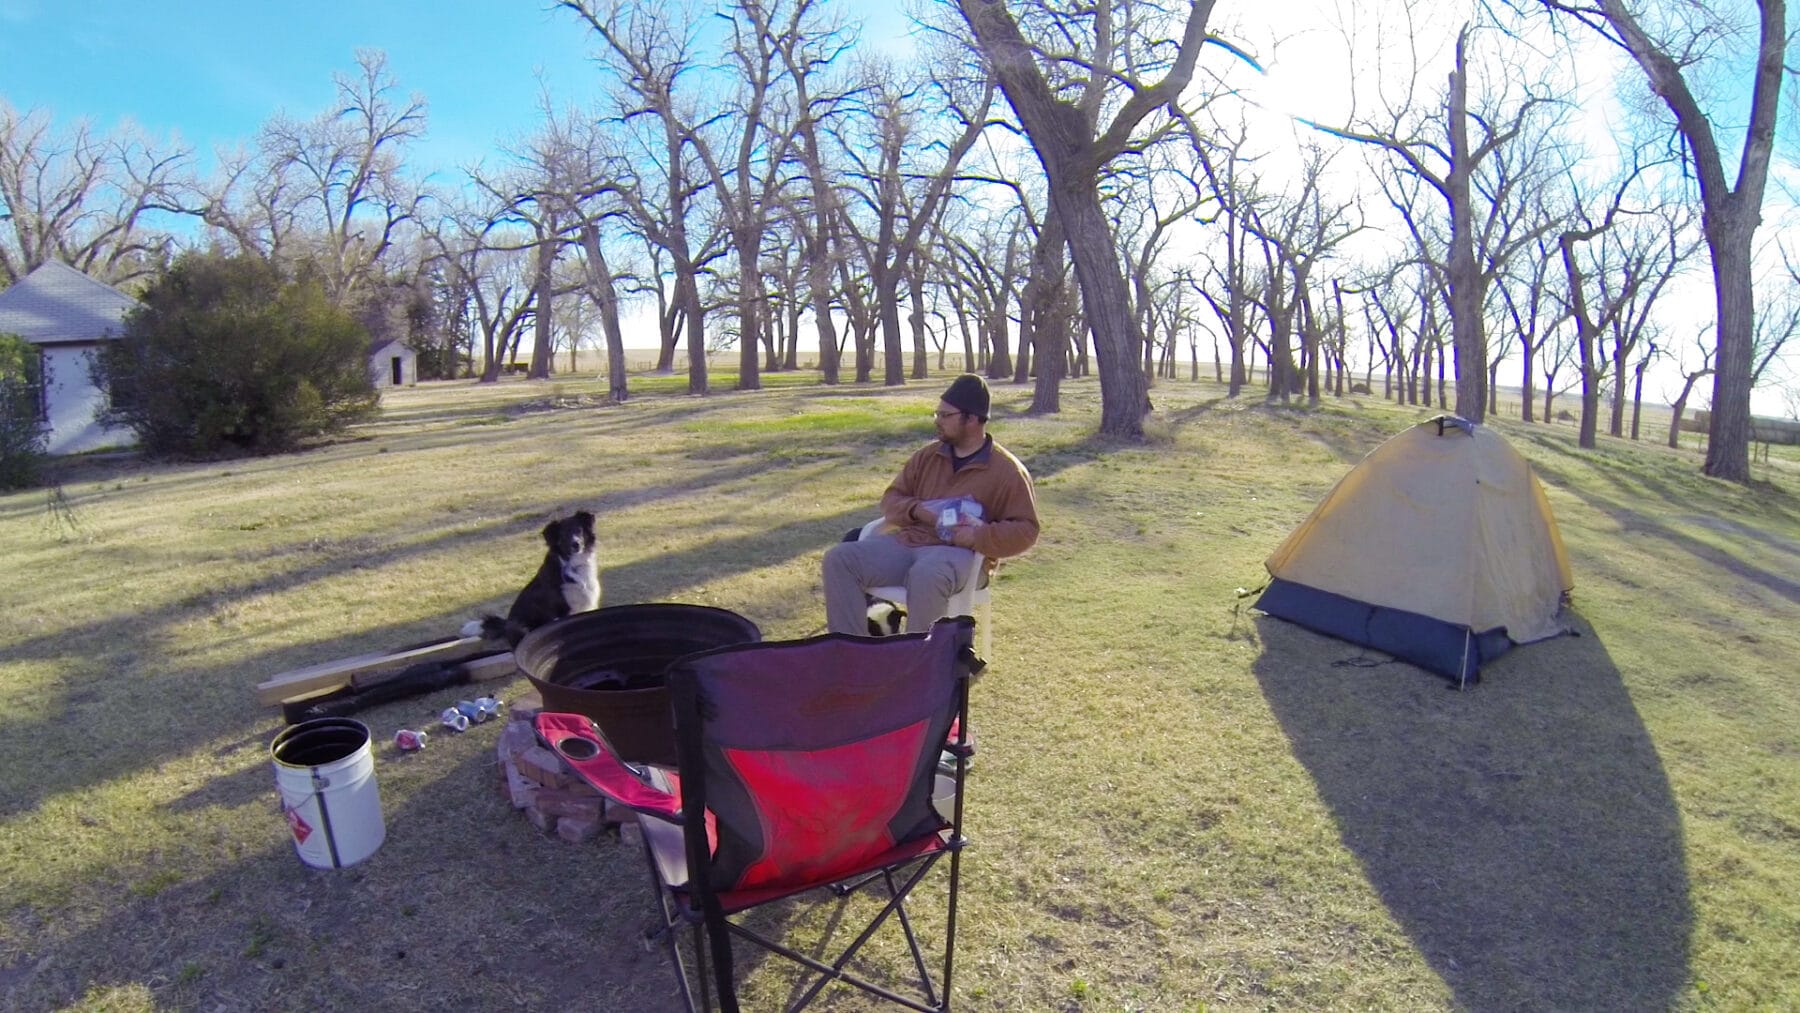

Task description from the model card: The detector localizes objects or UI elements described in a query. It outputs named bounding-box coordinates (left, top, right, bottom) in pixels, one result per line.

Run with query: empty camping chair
left=537, top=616, right=982, bottom=1012
left=859, top=517, right=995, bottom=658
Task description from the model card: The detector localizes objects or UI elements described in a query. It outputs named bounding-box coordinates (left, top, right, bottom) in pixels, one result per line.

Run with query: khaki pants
left=823, top=534, right=978, bottom=635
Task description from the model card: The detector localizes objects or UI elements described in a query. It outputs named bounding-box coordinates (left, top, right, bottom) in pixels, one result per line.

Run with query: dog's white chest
left=561, top=555, right=601, bottom=613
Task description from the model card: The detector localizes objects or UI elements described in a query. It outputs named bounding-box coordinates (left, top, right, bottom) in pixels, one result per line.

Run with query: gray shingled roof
left=0, top=261, right=140, bottom=345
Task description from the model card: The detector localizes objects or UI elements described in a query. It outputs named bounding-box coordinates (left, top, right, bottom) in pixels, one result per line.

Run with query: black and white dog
left=462, top=511, right=601, bottom=645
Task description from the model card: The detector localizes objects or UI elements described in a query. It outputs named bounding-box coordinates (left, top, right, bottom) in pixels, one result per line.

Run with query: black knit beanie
left=941, top=373, right=990, bottom=420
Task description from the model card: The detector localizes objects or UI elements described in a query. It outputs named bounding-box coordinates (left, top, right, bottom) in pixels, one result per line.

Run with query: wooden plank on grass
left=281, top=650, right=523, bottom=724
left=462, top=651, right=521, bottom=682
left=255, top=635, right=485, bottom=705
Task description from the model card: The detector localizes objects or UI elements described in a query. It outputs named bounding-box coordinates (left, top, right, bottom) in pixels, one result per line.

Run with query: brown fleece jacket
left=878, top=435, right=1039, bottom=563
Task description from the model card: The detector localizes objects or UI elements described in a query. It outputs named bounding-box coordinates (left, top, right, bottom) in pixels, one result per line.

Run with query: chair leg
left=881, top=868, right=941, bottom=1009
left=639, top=841, right=701, bottom=1012
left=693, top=920, right=715, bottom=1013
left=779, top=853, right=948, bottom=1011
left=977, top=598, right=991, bottom=659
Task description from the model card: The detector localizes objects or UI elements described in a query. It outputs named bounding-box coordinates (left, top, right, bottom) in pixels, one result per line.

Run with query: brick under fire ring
left=496, top=691, right=636, bottom=846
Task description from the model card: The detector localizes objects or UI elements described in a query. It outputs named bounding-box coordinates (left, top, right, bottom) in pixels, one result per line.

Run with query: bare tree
left=953, top=0, right=1223, bottom=437
left=206, top=50, right=426, bottom=305
left=1599, top=204, right=1694, bottom=435
left=471, top=113, right=581, bottom=383
left=426, top=206, right=538, bottom=379
left=0, top=102, right=192, bottom=286
left=1557, top=167, right=1652, bottom=447
left=1541, top=312, right=1580, bottom=421
left=943, top=207, right=1029, bottom=380
left=558, top=1, right=724, bottom=394
left=1750, top=284, right=1799, bottom=393
left=680, top=0, right=809, bottom=392
left=1494, top=228, right=1570, bottom=420
left=1665, top=329, right=1715, bottom=447
left=531, top=110, right=641, bottom=402
left=832, top=61, right=992, bottom=386
left=1187, top=113, right=1264, bottom=397
left=771, top=0, right=860, bottom=383
left=1311, top=20, right=1556, bottom=421
left=1119, top=154, right=1207, bottom=386
left=1239, top=143, right=1363, bottom=406
left=1520, top=0, right=1790, bottom=481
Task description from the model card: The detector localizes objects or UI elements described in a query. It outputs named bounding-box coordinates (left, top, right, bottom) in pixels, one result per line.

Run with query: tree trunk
left=1630, top=357, right=1647, bottom=440
left=957, top=304, right=976, bottom=372
left=1446, top=32, right=1487, bottom=422
left=1029, top=216, right=1069, bottom=413
left=811, top=239, right=840, bottom=383
left=1576, top=0, right=1785, bottom=482
left=908, top=278, right=929, bottom=380
left=1226, top=210, right=1247, bottom=396
left=957, top=0, right=1214, bottom=438
left=1608, top=341, right=1628, bottom=437
left=528, top=227, right=556, bottom=380
left=656, top=299, right=678, bottom=373
left=678, top=269, right=707, bottom=394
left=577, top=223, right=629, bottom=402
left=1520, top=339, right=1537, bottom=422
left=735, top=233, right=761, bottom=391
left=1703, top=224, right=1755, bottom=478
left=1668, top=369, right=1711, bottom=448
left=1578, top=358, right=1600, bottom=448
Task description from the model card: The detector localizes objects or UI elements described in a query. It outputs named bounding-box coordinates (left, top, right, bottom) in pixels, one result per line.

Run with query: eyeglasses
left=934, top=410, right=965, bottom=420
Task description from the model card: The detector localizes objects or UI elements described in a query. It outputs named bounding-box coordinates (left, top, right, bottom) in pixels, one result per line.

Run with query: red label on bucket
left=286, top=807, right=313, bottom=844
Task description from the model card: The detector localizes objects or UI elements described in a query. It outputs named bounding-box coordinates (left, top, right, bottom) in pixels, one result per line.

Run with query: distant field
left=2, top=368, right=1795, bottom=1011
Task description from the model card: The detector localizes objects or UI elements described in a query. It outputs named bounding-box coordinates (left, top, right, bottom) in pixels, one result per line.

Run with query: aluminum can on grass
left=394, top=728, right=428, bottom=752
left=439, top=708, right=470, bottom=732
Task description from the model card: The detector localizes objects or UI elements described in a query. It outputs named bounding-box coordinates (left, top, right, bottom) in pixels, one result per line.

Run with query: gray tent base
left=1255, top=578, right=1515, bottom=687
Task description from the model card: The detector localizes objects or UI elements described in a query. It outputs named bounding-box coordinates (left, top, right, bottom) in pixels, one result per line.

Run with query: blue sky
left=0, top=0, right=906, bottom=178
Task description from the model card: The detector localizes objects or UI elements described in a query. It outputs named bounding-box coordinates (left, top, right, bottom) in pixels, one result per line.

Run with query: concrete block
left=556, top=814, right=602, bottom=844
left=514, top=744, right=572, bottom=789
left=535, top=790, right=605, bottom=821
left=526, top=805, right=558, bottom=835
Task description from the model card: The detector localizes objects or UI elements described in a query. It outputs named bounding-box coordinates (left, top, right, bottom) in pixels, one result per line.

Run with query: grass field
left=2, top=370, right=1796, bottom=1011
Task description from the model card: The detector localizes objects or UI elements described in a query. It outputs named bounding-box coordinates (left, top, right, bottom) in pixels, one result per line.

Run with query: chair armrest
left=535, top=712, right=682, bottom=823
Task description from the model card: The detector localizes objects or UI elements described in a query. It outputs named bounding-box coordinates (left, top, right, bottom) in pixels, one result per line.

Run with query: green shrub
left=0, top=333, right=48, bottom=490
left=91, top=255, right=378, bottom=456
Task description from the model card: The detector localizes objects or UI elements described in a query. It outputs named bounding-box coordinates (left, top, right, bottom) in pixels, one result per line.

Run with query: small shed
left=0, top=262, right=139, bottom=454
left=369, top=337, right=417, bottom=388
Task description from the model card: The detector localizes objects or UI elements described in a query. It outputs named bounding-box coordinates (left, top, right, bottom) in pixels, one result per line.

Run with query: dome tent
left=1255, top=415, right=1573, bottom=687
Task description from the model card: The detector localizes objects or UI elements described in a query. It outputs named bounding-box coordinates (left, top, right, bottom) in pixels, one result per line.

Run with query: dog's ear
left=574, top=510, right=595, bottom=534
left=541, top=520, right=560, bottom=547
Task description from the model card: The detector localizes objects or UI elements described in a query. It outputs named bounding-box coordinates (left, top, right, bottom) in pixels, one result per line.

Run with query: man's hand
left=949, top=521, right=981, bottom=549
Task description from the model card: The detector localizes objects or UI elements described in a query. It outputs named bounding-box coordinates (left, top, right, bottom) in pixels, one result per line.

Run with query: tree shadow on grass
left=1528, top=456, right=1800, bottom=606
left=3, top=738, right=693, bottom=1012
left=1251, top=612, right=1692, bottom=1011
left=0, top=484, right=865, bottom=819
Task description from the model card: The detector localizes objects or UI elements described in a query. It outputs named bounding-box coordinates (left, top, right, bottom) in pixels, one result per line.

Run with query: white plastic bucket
left=271, top=718, right=385, bottom=869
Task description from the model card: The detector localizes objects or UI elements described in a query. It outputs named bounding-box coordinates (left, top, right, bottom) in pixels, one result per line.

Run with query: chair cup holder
left=554, top=736, right=600, bottom=761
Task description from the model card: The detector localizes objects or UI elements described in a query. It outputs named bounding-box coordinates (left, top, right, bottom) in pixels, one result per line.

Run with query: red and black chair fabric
left=536, top=616, right=982, bottom=1012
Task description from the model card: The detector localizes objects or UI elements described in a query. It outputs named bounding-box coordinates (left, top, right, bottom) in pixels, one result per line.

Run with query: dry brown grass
left=2, top=371, right=1796, bottom=1011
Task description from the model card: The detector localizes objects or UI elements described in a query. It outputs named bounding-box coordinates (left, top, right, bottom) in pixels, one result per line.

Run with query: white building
left=0, top=262, right=139, bottom=455
left=368, top=336, right=417, bottom=388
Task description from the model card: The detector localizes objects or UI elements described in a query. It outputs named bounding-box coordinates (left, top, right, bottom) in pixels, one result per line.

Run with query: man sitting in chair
left=824, top=373, right=1039, bottom=635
